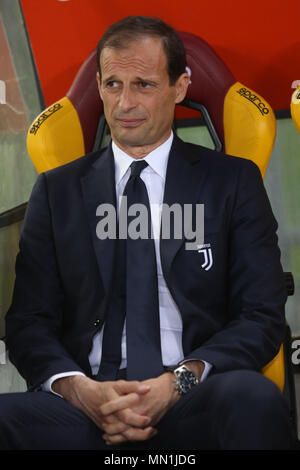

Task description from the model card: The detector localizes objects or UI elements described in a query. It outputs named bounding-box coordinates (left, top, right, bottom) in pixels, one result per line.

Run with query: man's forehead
left=100, top=37, right=167, bottom=74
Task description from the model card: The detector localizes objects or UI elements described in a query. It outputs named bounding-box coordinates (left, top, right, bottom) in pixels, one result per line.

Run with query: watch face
left=181, top=370, right=198, bottom=393
left=175, top=367, right=199, bottom=394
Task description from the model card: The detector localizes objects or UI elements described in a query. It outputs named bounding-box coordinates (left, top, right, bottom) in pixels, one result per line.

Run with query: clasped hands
left=53, top=372, right=180, bottom=446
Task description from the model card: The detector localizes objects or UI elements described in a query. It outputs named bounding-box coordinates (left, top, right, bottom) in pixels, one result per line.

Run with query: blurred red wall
left=21, top=0, right=299, bottom=111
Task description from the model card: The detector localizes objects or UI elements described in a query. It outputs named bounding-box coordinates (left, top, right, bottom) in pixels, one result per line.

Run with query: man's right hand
left=52, top=375, right=157, bottom=443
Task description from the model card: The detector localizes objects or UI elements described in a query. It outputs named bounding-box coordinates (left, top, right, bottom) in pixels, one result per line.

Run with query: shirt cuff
left=179, top=359, right=212, bottom=382
left=42, top=371, right=86, bottom=398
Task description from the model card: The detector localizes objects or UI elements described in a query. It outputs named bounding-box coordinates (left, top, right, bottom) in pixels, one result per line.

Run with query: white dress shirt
left=43, top=132, right=211, bottom=394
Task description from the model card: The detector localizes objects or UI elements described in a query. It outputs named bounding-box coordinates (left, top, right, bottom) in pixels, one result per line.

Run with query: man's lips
left=116, top=118, right=146, bottom=127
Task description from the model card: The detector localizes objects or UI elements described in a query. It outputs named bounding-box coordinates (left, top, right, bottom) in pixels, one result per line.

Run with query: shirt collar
left=112, top=131, right=174, bottom=185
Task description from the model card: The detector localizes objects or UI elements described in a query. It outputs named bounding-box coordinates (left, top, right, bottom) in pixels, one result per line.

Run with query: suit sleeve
left=5, top=173, right=85, bottom=390
left=183, top=159, right=287, bottom=373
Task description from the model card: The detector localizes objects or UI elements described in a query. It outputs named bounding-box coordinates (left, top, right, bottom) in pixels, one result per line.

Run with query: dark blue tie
left=98, top=160, right=163, bottom=381
left=124, top=161, right=164, bottom=381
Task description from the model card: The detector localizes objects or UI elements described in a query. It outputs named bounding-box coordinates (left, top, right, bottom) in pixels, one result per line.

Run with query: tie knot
left=130, top=160, right=148, bottom=178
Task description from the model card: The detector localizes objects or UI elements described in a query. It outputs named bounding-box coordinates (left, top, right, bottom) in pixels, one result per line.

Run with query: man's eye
left=107, top=81, right=119, bottom=88
left=139, top=82, right=151, bottom=88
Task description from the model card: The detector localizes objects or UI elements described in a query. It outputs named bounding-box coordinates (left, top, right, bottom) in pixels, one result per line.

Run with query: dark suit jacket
left=5, top=136, right=287, bottom=390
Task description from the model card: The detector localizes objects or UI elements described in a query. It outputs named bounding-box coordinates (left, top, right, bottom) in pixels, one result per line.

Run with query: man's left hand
left=101, top=360, right=205, bottom=445
left=101, top=372, right=179, bottom=445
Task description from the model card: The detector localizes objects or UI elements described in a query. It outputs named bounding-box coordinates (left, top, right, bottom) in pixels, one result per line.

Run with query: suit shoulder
left=43, top=148, right=106, bottom=180
left=179, top=138, right=260, bottom=176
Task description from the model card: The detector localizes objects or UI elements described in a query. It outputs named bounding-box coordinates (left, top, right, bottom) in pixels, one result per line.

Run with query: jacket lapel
left=80, top=144, right=117, bottom=295
left=160, top=135, right=207, bottom=278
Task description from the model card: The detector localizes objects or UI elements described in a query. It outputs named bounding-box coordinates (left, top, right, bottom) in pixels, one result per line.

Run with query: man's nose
left=118, top=86, right=137, bottom=112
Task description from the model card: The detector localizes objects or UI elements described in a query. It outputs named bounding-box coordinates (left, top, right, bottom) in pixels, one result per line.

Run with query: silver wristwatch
left=167, top=365, right=200, bottom=395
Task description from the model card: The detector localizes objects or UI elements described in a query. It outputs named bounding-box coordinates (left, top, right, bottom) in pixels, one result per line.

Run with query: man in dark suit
left=2, top=16, right=294, bottom=449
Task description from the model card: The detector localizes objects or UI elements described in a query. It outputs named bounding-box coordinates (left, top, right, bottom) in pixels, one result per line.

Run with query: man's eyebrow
left=135, top=76, right=158, bottom=85
left=102, top=75, right=159, bottom=85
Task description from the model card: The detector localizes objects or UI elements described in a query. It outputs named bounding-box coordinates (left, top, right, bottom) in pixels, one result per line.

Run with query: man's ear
left=96, top=72, right=103, bottom=100
left=174, top=72, right=190, bottom=104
